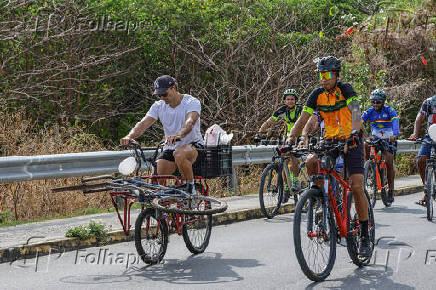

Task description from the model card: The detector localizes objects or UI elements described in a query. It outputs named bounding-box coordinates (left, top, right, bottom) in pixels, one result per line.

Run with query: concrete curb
left=0, top=184, right=423, bottom=263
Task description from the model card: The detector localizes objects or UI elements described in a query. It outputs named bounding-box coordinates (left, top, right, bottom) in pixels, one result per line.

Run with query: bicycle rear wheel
left=425, top=166, right=434, bottom=221
left=259, top=163, right=283, bottom=219
left=134, top=208, right=168, bottom=264
left=293, top=188, right=337, bottom=282
left=152, top=194, right=227, bottom=215
left=363, top=160, right=377, bottom=208
left=346, top=190, right=375, bottom=267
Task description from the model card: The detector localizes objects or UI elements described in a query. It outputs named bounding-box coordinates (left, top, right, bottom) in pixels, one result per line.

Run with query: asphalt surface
left=1, top=191, right=435, bottom=290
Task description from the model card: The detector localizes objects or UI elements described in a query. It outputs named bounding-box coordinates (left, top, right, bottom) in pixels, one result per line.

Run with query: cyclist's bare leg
left=306, top=153, right=323, bottom=187
left=417, top=156, right=428, bottom=185
left=291, top=155, right=299, bottom=178
left=364, top=142, right=370, bottom=161
left=417, top=155, right=428, bottom=201
left=173, top=144, right=198, bottom=181
left=383, top=150, right=395, bottom=191
left=157, top=159, right=176, bottom=185
left=349, top=173, right=368, bottom=221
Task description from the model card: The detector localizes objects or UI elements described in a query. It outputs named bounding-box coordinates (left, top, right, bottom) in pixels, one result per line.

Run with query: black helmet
left=317, top=56, right=341, bottom=72
left=283, top=89, right=299, bottom=100
left=370, top=89, right=387, bottom=101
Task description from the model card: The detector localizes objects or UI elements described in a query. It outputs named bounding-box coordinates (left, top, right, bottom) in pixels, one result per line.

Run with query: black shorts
left=345, top=142, right=365, bottom=176
left=157, top=142, right=205, bottom=163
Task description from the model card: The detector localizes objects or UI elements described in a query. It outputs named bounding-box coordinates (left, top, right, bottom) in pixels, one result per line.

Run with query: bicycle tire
left=379, top=166, right=391, bottom=207
left=346, top=190, right=375, bottom=267
left=151, top=194, right=227, bottom=215
left=258, top=163, right=283, bottom=219
left=182, top=210, right=212, bottom=254
left=134, top=208, right=168, bottom=264
left=425, top=166, right=434, bottom=221
left=363, top=160, right=377, bottom=208
left=293, top=188, right=337, bottom=282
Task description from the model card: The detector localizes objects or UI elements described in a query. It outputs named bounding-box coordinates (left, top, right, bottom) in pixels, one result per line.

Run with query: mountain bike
left=291, top=141, right=375, bottom=282
left=363, top=137, right=390, bottom=207
left=256, top=139, right=310, bottom=219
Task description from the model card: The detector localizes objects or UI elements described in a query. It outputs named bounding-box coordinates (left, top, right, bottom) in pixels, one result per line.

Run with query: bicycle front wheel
left=363, top=160, right=377, bottom=208
left=379, top=166, right=391, bottom=207
left=134, top=208, right=168, bottom=264
left=425, top=166, right=434, bottom=221
left=293, top=188, right=337, bottom=282
left=182, top=211, right=212, bottom=254
left=259, top=163, right=283, bottom=219
left=152, top=194, right=227, bottom=215
left=346, top=190, right=375, bottom=267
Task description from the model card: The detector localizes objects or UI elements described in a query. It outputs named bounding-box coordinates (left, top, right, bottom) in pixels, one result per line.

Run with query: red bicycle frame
left=110, top=175, right=210, bottom=236
left=316, top=159, right=353, bottom=239
left=369, top=145, right=388, bottom=191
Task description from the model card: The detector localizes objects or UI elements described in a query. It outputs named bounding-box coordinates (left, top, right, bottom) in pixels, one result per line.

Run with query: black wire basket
left=193, top=144, right=232, bottom=178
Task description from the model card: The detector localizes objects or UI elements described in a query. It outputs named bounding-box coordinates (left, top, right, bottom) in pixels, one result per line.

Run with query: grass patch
left=66, top=220, right=109, bottom=242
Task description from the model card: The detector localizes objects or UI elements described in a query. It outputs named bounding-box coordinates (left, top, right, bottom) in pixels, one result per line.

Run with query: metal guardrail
left=0, top=140, right=421, bottom=184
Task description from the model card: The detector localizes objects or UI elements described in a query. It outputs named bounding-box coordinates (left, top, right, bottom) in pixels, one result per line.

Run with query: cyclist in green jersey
left=255, top=89, right=303, bottom=201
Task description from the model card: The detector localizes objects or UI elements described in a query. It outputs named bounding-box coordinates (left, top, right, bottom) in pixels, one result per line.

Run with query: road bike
left=53, top=141, right=228, bottom=264
left=291, top=141, right=375, bottom=282
left=363, top=137, right=390, bottom=207
left=255, top=139, right=310, bottom=219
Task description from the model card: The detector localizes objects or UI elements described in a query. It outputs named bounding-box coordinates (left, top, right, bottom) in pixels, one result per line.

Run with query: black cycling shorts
left=345, top=142, right=365, bottom=176
left=157, top=142, right=204, bottom=163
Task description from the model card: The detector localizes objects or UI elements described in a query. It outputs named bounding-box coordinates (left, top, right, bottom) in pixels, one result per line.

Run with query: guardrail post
left=231, top=166, right=238, bottom=194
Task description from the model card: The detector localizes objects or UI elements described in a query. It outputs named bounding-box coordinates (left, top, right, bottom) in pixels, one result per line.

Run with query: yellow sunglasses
left=319, top=71, right=336, bottom=81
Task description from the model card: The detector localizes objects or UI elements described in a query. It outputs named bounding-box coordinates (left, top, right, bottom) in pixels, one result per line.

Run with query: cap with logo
left=153, top=75, right=176, bottom=95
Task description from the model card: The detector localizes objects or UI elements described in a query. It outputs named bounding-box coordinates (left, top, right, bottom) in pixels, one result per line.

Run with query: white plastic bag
left=204, top=124, right=233, bottom=145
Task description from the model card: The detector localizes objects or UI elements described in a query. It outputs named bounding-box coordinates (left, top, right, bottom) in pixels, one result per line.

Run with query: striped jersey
left=361, top=105, right=399, bottom=139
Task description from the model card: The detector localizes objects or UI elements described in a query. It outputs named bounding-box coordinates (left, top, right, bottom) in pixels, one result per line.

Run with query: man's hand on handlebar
left=297, top=136, right=309, bottom=149
left=407, top=133, right=418, bottom=141
left=253, top=135, right=262, bottom=143
left=120, top=136, right=136, bottom=146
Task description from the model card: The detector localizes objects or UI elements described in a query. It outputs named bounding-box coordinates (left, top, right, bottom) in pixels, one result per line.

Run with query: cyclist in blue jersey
left=362, top=89, right=399, bottom=203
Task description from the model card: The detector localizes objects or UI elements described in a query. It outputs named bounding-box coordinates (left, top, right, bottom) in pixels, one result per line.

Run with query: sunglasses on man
left=372, top=100, right=384, bottom=104
left=318, top=71, right=336, bottom=81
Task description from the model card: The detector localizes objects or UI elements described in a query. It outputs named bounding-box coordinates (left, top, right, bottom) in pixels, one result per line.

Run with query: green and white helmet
left=283, top=89, right=299, bottom=100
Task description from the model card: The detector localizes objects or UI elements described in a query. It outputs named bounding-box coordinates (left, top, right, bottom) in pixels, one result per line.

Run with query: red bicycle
left=291, top=141, right=375, bottom=282
left=364, top=137, right=390, bottom=207
left=53, top=141, right=229, bottom=264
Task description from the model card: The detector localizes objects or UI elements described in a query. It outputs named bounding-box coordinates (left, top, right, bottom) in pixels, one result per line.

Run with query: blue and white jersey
left=361, top=105, right=399, bottom=139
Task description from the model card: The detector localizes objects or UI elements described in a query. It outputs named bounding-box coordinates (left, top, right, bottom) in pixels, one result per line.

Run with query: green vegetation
left=0, top=0, right=434, bottom=222
left=65, top=220, right=109, bottom=242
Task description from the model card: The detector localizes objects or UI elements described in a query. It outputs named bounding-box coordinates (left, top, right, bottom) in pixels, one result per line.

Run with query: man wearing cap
left=120, top=75, right=204, bottom=194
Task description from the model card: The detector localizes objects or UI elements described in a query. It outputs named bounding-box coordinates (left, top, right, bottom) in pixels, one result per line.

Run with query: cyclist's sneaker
left=282, top=188, right=291, bottom=203
left=358, top=235, right=371, bottom=257
left=388, top=190, right=395, bottom=203
left=291, top=180, right=301, bottom=192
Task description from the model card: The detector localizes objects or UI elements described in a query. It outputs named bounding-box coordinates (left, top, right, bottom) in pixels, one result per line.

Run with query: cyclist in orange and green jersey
left=287, top=56, right=371, bottom=257
left=256, top=89, right=303, bottom=201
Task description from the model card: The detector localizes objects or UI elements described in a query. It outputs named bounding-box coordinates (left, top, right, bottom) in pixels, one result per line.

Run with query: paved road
left=1, top=192, right=435, bottom=289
